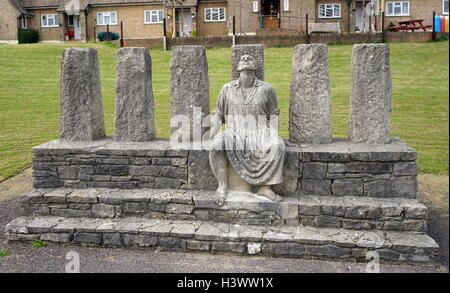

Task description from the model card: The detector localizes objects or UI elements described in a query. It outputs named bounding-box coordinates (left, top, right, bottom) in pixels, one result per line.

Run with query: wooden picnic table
left=389, top=19, right=432, bottom=32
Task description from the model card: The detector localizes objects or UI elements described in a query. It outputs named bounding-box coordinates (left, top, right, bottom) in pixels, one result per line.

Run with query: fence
left=116, top=31, right=446, bottom=49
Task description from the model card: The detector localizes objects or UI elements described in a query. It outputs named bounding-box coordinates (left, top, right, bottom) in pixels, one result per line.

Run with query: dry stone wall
left=32, top=138, right=418, bottom=199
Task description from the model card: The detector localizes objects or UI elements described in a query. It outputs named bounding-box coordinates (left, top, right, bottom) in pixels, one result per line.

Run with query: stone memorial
left=350, top=44, right=392, bottom=144
left=60, top=48, right=105, bottom=141
left=209, top=55, right=285, bottom=205
left=289, top=44, right=332, bottom=144
left=5, top=44, right=439, bottom=264
left=231, top=44, right=265, bottom=81
left=170, top=45, right=210, bottom=142
left=115, top=47, right=156, bottom=142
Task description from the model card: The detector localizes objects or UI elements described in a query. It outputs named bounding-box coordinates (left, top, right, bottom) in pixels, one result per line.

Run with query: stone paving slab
left=4, top=216, right=439, bottom=263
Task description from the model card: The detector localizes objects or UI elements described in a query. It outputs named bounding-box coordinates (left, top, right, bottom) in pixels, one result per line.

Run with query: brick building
left=0, top=0, right=32, bottom=43
left=1, top=0, right=448, bottom=43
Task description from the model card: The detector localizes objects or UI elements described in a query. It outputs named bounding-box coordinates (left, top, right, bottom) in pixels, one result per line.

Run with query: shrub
left=433, top=34, right=449, bottom=42
left=385, top=21, right=396, bottom=32
left=18, top=29, right=39, bottom=44
left=97, top=31, right=120, bottom=41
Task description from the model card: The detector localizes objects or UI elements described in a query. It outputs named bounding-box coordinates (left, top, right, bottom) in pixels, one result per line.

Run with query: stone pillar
left=350, top=44, right=392, bottom=144
left=170, top=45, right=210, bottom=143
left=60, top=48, right=105, bottom=141
left=115, top=47, right=156, bottom=142
left=231, top=44, right=264, bottom=81
left=289, top=44, right=332, bottom=144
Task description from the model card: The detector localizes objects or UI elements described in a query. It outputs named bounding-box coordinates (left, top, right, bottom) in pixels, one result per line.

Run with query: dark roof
left=22, top=0, right=61, bottom=8
left=21, top=0, right=165, bottom=10
left=9, top=0, right=33, bottom=15
left=20, top=0, right=217, bottom=12
left=89, top=0, right=162, bottom=4
left=165, top=0, right=198, bottom=8
left=22, top=0, right=210, bottom=11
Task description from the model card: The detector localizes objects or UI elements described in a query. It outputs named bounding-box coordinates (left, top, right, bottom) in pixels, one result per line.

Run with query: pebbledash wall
left=32, top=43, right=420, bottom=200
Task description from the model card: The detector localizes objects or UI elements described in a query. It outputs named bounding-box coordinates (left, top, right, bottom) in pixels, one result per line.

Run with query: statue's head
left=237, top=55, right=257, bottom=72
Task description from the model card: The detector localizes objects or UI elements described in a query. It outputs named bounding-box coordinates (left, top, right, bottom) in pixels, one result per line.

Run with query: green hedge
left=18, top=29, right=39, bottom=44
left=97, top=31, right=120, bottom=41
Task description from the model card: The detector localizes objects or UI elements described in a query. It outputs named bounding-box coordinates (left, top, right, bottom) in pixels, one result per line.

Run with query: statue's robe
left=212, top=78, right=284, bottom=186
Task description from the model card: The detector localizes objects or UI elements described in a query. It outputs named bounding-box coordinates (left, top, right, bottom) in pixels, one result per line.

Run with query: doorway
left=73, top=15, right=81, bottom=40
left=261, top=0, right=280, bottom=15
left=176, top=9, right=191, bottom=36
left=355, top=2, right=370, bottom=32
left=182, top=10, right=192, bottom=36
left=261, top=0, right=280, bottom=28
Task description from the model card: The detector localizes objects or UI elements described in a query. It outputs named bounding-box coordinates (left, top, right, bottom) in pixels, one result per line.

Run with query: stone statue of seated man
left=209, top=54, right=285, bottom=206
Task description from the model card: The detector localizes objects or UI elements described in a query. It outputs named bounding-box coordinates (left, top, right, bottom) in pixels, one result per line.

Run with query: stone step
left=21, top=188, right=429, bottom=232
left=5, top=216, right=439, bottom=263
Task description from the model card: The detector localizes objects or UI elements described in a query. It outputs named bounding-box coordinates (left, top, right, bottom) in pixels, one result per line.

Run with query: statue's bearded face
left=237, top=55, right=257, bottom=72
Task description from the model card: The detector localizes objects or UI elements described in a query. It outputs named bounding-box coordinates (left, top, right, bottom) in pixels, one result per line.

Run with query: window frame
left=41, top=14, right=59, bottom=28
left=385, top=1, right=410, bottom=17
left=444, top=0, right=449, bottom=15
left=284, top=0, right=290, bottom=12
left=97, top=11, right=118, bottom=26
left=144, top=10, right=164, bottom=24
left=67, top=15, right=74, bottom=27
left=252, top=1, right=259, bottom=13
left=21, top=17, right=28, bottom=29
left=318, top=4, right=341, bottom=19
left=204, top=7, right=226, bottom=22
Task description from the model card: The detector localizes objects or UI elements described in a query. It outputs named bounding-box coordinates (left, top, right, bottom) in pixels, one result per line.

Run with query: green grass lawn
left=0, top=41, right=448, bottom=179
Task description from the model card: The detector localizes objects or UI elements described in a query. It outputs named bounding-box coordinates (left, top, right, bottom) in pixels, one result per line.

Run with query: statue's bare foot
left=258, top=186, right=282, bottom=202
left=216, top=186, right=227, bottom=206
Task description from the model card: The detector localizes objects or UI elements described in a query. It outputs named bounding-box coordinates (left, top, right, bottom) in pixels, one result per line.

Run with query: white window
left=318, top=4, right=341, bottom=18
left=41, top=14, right=59, bottom=27
left=205, top=7, right=226, bottom=22
left=21, top=17, right=27, bottom=29
left=444, top=0, right=449, bottom=15
left=145, top=10, right=163, bottom=24
left=386, top=1, right=409, bottom=16
left=253, top=1, right=259, bottom=13
left=97, top=12, right=117, bottom=25
left=284, top=0, right=290, bottom=12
